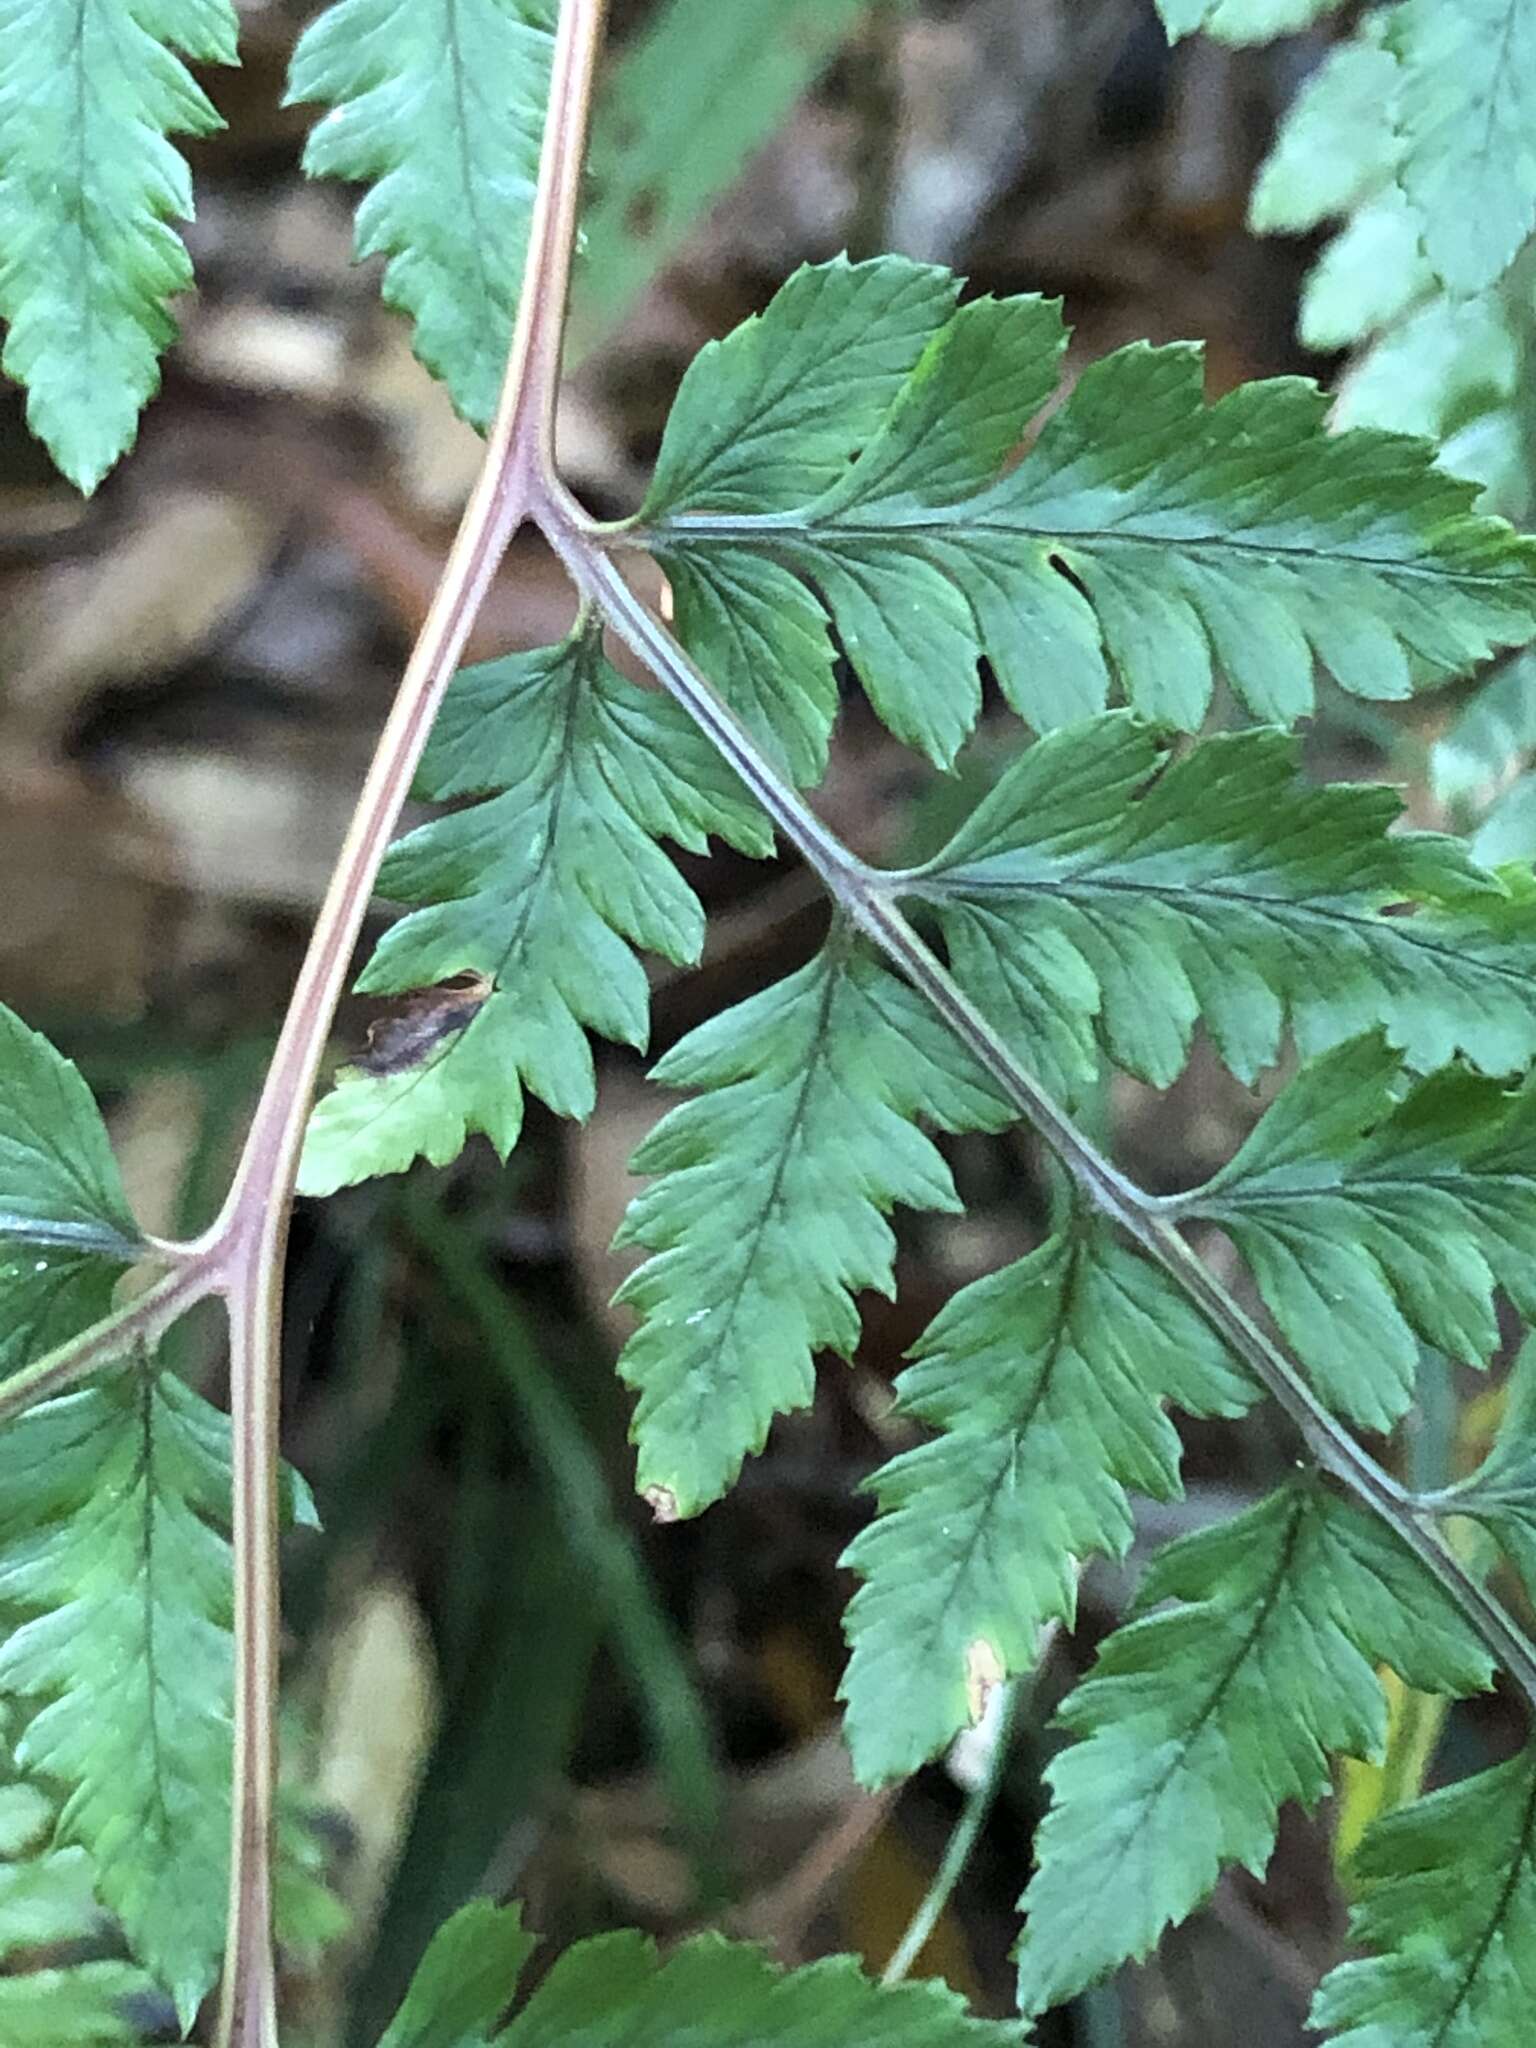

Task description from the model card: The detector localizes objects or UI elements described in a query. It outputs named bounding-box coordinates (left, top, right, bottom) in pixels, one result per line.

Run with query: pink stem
left=209, top=4, right=610, bottom=2041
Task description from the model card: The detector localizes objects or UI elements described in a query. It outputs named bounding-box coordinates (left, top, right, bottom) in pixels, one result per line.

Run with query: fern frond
left=1014, top=1482, right=1492, bottom=2017
left=906, top=715, right=1536, bottom=1095
left=1188, top=1034, right=1536, bottom=1430
left=1310, top=1748, right=1536, bottom=2047
left=1250, top=1, right=1536, bottom=336
left=0, top=1369, right=323, bottom=2029
left=0, top=0, right=238, bottom=492
left=614, top=937, right=1012, bottom=1520
left=637, top=258, right=1536, bottom=772
left=301, top=627, right=770, bottom=1195
left=840, top=1224, right=1253, bottom=1786
left=287, top=0, right=557, bottom=429
left=386, top=1899, right=1024, bottom=2044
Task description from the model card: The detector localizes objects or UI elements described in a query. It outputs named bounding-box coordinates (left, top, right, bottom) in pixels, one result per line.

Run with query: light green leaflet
left=288, top=0, right=558, bottom=431
left=614, top=939, right=1011, bottom=1519
left=841, top=1225, right=1253, bottom=1786
left=383, top=1900, right=1022, bottom=2045
left=1156, top=0, right=1347, bottom=38
left=1249, top=0, right=1536, bottom=336
left=905, top=715, right=1536, bottom=1096
left=1391, top=0, right=1536, bottom=298
left=301, top=628, right=770, bottom=1195
left=0, top=0, right=239, bottom=491
left=639, top=258, right=1536, bottom=774
left=1189, top=1034, right=1536, bottom=1430
left=1015, top=1483, right=1491, bottom=2016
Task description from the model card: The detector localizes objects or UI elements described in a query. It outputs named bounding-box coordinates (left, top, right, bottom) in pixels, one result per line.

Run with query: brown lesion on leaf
left=965, top=1637, right=1006, bottom=1727
left=353, top=970, right=492, bottom=1077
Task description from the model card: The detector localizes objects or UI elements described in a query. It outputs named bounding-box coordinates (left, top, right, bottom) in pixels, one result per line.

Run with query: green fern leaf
left=638, top=259, right=1536, bottom=770
left=840, top=1224, right=1253, bottom=1786
left=1327, top=288, right=1524, bottom=525
left=1310, top=1748, right=1536, bottom=2047
left=0, top=1721, right=161, bottom=2044
left=301, top=628, right=770, bottom=1195
left=0, top=1007, right=144, bottom=1380
left=1300, top=188, right=1434, bottom=356
left=1247, top=11, right=1427, bottom=356
left=287, top=0, right=557, bottom=430
left=1015, top=1482, right=1492, bottom=2017
left=0, top=1369, right=322, bottom=2029
left=906, top=716, right=1536, bottom=1096
left=0, top=0, right=238, bottom=492
left=0, top=1963, right=158, bottom=2047
left=1390, top=0, right=1536, bottom=298
left=1248, top=30, right=1400, bottom=237
left=614, top=937, right=1011, bottom=1520
left=378, top=1896, right=535, bottom=2047
left=385, top=1899, right=1023, bottom=2044
left=1188, top=1033, right=1536, bottom=1430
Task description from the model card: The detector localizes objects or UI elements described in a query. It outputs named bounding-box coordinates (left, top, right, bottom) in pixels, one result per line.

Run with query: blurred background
left=3, top=2, right=1531, bottom=2042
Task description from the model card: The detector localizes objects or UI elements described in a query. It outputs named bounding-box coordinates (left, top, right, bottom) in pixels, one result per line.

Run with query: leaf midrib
left=914, top=869, right=1532, bottom=991
left=651, top=513, right=1517, bottom=587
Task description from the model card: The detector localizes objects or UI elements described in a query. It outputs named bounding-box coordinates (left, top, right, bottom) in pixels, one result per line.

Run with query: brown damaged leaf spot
left=354, top=971, right=492, bottom=1077
left=643, top=1484, right=681, bottom=1525
left=965, top=1637, right=1006, bottom=1727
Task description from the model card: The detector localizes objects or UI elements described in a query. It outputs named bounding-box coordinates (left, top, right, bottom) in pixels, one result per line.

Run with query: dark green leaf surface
left=0, top=1007, right=143, bottom=1381
left=503, top=1925, right=1021, bottom=2044
left=1015, top=1483, right=1492, bottom=2016
left=287, top=0, right=557, bottom=429
left=0, top=0, right=238, bottom=490
left=385, top=1903, right=1022, bottom=2044
left=1191, top=1035, right=1536, bottom=1430
left=1310, top=1748, right=1536, bottom=2047
left=639, top=260, right=1536, bottom=772
left=908, top=716, right=1536, bottom=1095
left=0, top=1712, right=160, bottom=2044
left=301, top=629, right=770, bottom=1194
left=379, top=1897, right=535, bottom=2048
left=841, top=1226, right=1252, bottom=1786
left=0, top=1370, right=324, bottom=2028
left=615, top=939, right=1011, bottom=1519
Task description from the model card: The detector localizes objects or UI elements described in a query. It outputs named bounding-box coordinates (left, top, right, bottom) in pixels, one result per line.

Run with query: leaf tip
left=643, top=1484, right=682, bottom=1525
